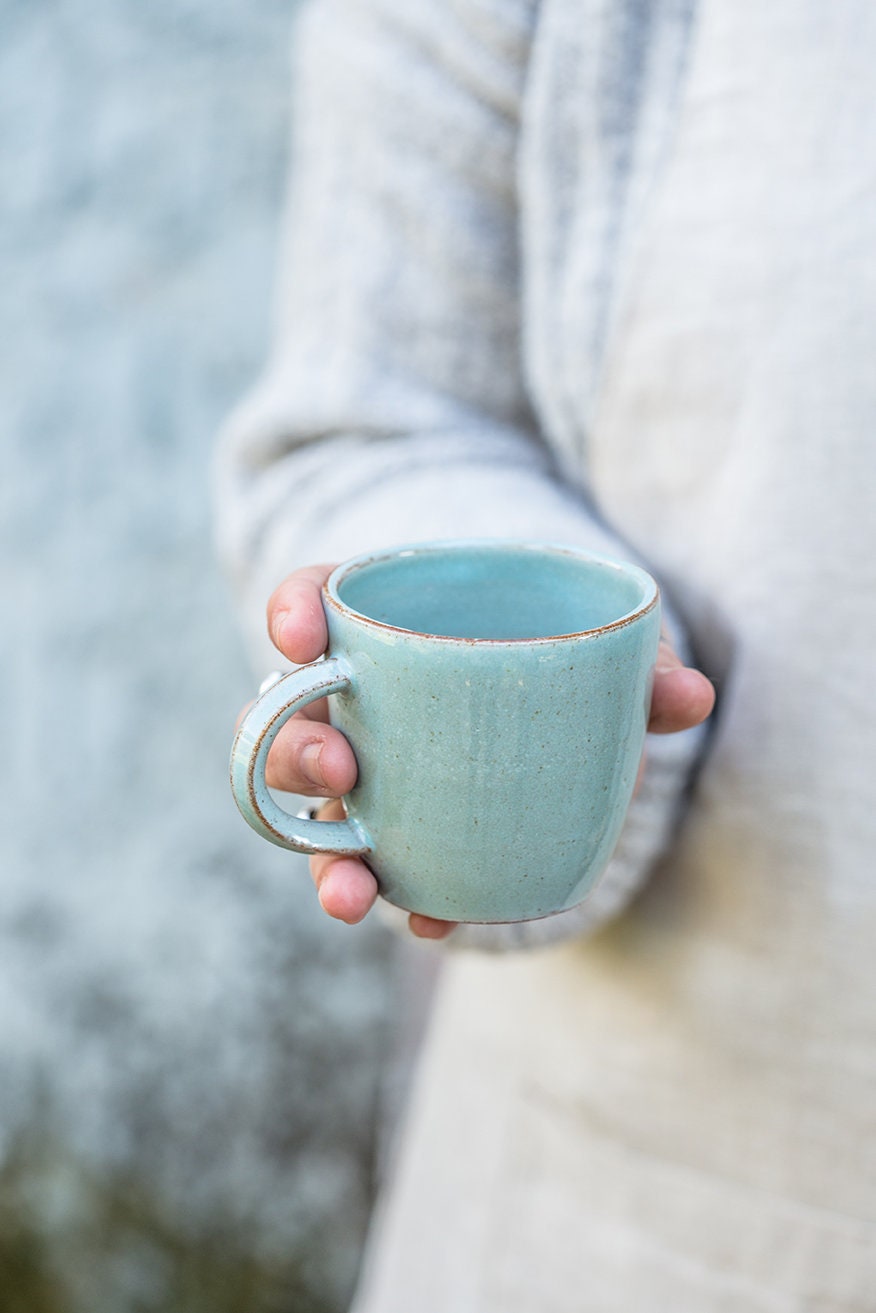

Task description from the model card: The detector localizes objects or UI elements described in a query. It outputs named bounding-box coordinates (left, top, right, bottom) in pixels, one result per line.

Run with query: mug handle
left=230, top=658, right=371, bottom=856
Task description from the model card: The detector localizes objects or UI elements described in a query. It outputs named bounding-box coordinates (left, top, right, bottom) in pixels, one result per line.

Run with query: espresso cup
left=230, top=541, right=660, bottom=923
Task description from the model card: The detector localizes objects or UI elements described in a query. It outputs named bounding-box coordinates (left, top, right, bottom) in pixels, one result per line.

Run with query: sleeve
left=213, top=0, right=708, bottom=949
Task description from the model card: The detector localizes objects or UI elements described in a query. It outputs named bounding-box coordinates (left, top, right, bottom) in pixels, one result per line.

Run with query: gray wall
left=0, top=3, right=395, bottom=1309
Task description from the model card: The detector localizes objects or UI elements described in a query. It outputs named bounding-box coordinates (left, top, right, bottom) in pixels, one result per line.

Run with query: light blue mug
left=230, top=541, right=660, bottom=923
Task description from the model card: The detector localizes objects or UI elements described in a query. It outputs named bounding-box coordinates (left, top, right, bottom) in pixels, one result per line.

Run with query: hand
left=257, top=565, right=716, bottom=940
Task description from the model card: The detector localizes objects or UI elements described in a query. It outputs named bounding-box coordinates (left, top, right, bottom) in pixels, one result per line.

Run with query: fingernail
left=301, top=742, right=325, bottom=788
left=655, top=649, right=682, bottom=673
left=270, top=608, right=290, bottom=649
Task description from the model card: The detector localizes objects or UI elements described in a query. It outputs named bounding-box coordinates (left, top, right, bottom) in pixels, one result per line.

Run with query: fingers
left=261, top=562, right=355, bottom=797
left=267, top=564, right=336, bottom=665
left=407, top=914, right=458, bottom=939
left=649, top=638, right=716, bottom=734
left=311, top=853, right=380, bottom=924
left=262, top=565, right=389, bottom=927
left=308, top=800, right=379, bottom=924
left=265, top=715, right=358, bottom=796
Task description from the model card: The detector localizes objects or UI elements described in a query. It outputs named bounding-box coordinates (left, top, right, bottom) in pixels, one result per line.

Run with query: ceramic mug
left=230, top=541, right=660, bottom=923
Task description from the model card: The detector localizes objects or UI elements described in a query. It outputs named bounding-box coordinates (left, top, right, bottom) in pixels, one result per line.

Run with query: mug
left=230, top=541, right=660, bottom=923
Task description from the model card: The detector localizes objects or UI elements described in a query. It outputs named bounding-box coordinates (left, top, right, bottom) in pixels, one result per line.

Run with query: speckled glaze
left=230, top=542, right=660, bottom=923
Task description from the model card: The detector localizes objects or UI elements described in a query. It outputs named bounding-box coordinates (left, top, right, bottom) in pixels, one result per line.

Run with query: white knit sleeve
left=213, top=0, right=708, bottom=949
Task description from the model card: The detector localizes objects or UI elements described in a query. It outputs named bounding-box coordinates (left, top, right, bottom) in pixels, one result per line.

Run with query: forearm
left=215, top=419, right=630, bottom=671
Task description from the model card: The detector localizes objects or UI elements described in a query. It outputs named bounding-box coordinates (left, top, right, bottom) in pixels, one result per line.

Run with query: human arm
left=214, top=0, right=714, bottom=944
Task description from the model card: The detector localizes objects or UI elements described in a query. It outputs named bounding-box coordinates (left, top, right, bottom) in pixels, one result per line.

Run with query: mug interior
left=331, top=543, right=655, bottom=641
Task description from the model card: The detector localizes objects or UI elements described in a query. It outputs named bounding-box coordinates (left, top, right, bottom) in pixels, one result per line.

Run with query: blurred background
left=0, top=2, right=400, bottom=1309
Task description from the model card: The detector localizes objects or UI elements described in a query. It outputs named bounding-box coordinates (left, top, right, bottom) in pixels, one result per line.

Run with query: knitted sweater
left=215, top=0, right=876, bottom=1306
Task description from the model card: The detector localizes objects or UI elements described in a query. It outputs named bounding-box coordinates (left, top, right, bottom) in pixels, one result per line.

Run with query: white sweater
left=215, top=0, right=876, bottom=1306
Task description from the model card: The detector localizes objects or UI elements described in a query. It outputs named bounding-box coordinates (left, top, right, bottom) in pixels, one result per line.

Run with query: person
left=215, top=0, right=876, bottom=1307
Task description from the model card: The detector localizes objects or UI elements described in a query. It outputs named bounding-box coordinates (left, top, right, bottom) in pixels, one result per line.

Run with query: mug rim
left=323, top=539, right=659, bottom=644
